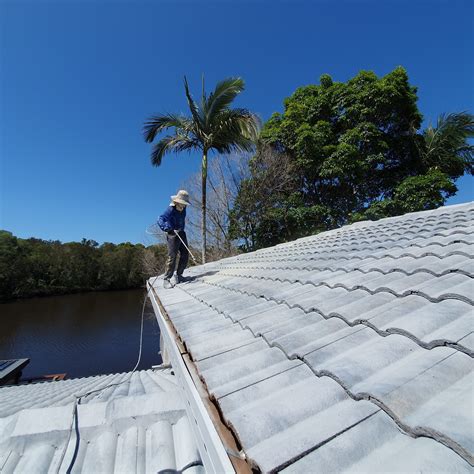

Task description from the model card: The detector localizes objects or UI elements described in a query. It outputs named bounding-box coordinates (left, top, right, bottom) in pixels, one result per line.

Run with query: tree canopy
left=0, top=230, right=168, bottom=301
left=231, top=67, right=473, bottom=250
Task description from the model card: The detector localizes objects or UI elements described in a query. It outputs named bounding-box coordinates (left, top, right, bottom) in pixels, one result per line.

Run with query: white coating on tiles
left=0, top=369, right=204, bottom=473
left=150, top=202, right=474, bottom=472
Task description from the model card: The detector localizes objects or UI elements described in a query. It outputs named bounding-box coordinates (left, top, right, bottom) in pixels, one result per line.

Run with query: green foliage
left=0, top=231, right=23, bottom=299
left=143, top=76, right=260, bottom=165
left=351, top=169, right=457, bottom=221
left=232, top=67, right=472, bottom=249
left=0, top=232, right=167, bottom=302
left=420, top=112, right=474, bottom=178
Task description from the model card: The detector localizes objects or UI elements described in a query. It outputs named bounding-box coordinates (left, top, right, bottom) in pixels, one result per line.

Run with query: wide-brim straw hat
left=171, top=189, right=191, bottom=206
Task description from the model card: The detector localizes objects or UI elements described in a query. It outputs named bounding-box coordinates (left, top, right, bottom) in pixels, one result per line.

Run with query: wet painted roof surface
left=151, top=202, right=474, bottom=473
left=0, top=369, right=204, bottom=473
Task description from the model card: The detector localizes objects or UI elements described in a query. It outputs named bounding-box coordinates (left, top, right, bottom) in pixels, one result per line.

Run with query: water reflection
left=0, top=289, right=161, bottom=379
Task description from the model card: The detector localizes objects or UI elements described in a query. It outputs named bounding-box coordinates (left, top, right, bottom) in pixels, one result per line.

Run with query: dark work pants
left=164, top=231, right=189, bottom=279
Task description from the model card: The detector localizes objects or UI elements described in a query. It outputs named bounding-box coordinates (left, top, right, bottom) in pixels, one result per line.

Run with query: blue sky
left=1, top=0, right=473, bottom=244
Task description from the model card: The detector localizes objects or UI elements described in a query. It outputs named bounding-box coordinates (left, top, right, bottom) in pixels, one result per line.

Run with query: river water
left=0, top=289, right=162, bottom=380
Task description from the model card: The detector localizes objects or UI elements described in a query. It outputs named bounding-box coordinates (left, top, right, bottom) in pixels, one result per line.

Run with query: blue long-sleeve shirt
left=158, top=205, right=186, bottom=232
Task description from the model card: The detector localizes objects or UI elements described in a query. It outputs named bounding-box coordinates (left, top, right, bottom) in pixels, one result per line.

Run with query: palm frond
left=200, top=74, right=207, bottom=114
left=214, top=108, right=261, bottom=139
left=145, top=76, right=259, bottom=172
left=424, top=112, right=474, bottom=158
left=143, top=114, right=192, bottom=143
left=235, top=109, right=262, bottom=140
left=218, top=135, right=256, bottom=154
left=150, top=135, right=199, bottom=166
left=184, top=76, right=205, bottom=130
left=206, top=77, right=245, bottom=122
left=211, top=109, right=261, bottom=153
left=422, top=112, right=474, bottom=173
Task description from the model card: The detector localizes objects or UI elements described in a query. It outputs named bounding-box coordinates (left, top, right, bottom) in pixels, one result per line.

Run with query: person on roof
left=158, top=189, right=191, bottom=288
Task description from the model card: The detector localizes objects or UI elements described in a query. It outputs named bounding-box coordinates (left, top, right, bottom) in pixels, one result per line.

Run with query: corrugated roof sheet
left=0, top=369, right=204, bottom=473
left=150, top=202, right=474, bottom=473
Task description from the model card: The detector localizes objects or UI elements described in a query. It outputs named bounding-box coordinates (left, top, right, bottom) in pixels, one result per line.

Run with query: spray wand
left=173, top=230, right=200, bottom=265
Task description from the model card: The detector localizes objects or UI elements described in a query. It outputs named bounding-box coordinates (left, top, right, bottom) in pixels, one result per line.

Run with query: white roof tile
left=150, top=202, right=474, bottom=472
left=0, top=369, right=204, bottom=473
left=281, top=411, right=472, bottom=473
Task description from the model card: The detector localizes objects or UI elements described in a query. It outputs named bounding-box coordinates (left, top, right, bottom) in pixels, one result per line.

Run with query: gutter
left=147, top=281, right=251, bottom=474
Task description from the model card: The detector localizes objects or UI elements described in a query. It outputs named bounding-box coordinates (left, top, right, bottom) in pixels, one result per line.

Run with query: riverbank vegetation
left=0, top=231, right=169, bottom=301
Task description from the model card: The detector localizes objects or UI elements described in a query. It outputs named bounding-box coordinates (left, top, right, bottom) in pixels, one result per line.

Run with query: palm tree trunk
left=201, top=151, right=208, bottom=264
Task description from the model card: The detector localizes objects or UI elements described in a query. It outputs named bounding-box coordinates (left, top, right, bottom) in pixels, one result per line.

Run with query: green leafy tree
left=232, top=67, right=472, bottom=249
left=143, top=76, right=260, bottom=262
left=0, top=231, right=23, bottom=299
left=357, top=112, right=473, bottom=221
left=352, top=169, right=458, bottom=221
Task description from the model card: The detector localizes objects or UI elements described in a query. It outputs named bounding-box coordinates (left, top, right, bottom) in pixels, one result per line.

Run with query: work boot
left=163, top=278, right=174, bottom=289
left=175, top=274, right=191, bottom=284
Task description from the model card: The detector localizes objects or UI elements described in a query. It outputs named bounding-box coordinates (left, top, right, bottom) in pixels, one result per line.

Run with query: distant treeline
left=0, top=230, right=169, bottom=302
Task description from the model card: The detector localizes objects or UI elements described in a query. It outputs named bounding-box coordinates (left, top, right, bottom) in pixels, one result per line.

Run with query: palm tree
left=421, top=112, right=474, bottom=178
left=143, top=76, right=260, bottom=263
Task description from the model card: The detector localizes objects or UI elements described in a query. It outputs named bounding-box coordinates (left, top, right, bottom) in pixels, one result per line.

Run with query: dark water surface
left=0, top=289, right=162, bottom=379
